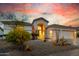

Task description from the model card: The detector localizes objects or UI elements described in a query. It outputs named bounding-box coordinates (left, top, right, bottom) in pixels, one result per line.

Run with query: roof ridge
left=32, top=17, right=49, bottom=24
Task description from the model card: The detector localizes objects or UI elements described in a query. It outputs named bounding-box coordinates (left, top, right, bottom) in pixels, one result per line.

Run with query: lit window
left=38, top=26, right=41, bottom=30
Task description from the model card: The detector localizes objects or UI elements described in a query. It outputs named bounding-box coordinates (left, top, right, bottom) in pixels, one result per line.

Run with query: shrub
left=6, top=26, right=31, bottom=50
left=59, top=37, right=67, bottom=46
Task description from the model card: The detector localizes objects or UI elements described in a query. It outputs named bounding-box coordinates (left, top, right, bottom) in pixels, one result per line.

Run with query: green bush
left=6, top=26, right=31, bottom=50
left=59, top=37, right=67, bottom=46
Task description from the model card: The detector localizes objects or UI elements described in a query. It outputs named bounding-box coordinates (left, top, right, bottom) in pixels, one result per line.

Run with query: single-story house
left=0, top=17, right=79, bottom=45
left=0, top=20, right=32, bottom=35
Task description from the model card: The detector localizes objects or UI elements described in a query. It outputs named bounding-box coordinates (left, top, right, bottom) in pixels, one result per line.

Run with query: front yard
left=0, top=40, right=78, bottom=56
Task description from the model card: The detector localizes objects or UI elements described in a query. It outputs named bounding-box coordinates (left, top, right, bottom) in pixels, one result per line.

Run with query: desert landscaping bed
left=0, top=40, right=78, bottom=56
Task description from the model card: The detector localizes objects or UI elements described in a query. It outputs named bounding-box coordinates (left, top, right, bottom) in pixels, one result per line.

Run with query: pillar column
left=72, top=31, right=77, bottom=45
left=55, top=29, right=59, bottom=44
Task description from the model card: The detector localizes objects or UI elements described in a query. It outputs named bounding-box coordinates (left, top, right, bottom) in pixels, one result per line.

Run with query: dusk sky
left=0, top=3, right=79, bottom=26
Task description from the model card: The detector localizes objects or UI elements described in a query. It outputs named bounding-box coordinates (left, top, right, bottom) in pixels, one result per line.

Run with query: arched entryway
left=37, top=23, right=45, bottom=41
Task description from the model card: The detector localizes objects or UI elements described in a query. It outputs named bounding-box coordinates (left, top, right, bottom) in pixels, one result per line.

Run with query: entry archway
left=37, top=23, right=45, bottom=41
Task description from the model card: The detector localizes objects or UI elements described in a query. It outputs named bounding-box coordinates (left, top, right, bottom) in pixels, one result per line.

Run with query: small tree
left=6, top=26, right=31, bottom=50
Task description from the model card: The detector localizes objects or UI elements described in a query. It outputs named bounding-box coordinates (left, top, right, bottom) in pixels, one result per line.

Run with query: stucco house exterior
left=32, top=17, right=49, bottom=41
left=46, top=24, right=77, bottom=45
left=0, top=20, right=32, bottom=34
left=0, top=17, right=79, bottom=45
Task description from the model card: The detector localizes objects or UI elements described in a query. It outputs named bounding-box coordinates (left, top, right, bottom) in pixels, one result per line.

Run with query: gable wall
left=33, top=19, right=48, bottom=31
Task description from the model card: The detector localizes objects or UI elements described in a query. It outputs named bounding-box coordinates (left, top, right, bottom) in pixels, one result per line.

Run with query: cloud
left=0, top=3, right=79, bottom=26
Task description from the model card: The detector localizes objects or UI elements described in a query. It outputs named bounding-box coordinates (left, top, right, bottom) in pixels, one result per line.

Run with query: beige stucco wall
left=24, top=26, right=32, bottom=33
left=4, top=25, right=13, bottom=34
left=46, top=28, right=57, bottom=42
left=33, top=20, right=48, bottom=31
left=46, top=27, right=77, bottom=45
left=3, top=25, right=32, bottom=34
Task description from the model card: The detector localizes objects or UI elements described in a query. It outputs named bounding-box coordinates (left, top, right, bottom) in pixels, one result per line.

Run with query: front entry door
left=37, top=24, right=45, bottom=41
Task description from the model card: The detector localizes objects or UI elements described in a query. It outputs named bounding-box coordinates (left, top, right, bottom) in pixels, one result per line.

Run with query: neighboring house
left=0, top=20, right=32, bottom=35
left=0, top=17, right=79, bottom=45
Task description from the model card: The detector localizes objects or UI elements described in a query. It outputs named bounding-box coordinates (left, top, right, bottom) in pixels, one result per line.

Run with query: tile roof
left=0, top=20, right=32, bottom=26
left=46, top=24, right=79, bottom=30
left=32, top=17, right=49, bottom=24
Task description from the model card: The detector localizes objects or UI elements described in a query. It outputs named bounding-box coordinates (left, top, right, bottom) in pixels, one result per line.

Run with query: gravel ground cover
left=0, top=40, right=78, bottom=56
